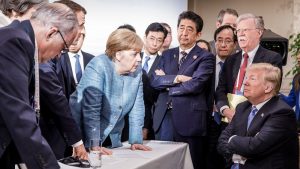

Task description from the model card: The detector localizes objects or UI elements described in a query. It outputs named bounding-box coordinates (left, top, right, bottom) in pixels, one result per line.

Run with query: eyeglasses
left=57, top=30, right=69, bottom=54
left=216, top=39, right=234, bottom=45
left=236, top=28, right=258, bottom=34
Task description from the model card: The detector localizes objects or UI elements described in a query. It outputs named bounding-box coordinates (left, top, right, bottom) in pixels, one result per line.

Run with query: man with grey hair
left=218, top=63, right=298, bottom=169
left=215, top=13, right=282, bottom=127
left=0, top=3, right=78, bottom=169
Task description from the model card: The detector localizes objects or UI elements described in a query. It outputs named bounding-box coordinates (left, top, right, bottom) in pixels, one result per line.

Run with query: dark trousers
left=0, top=143, right=21, bottom=169
left=155, top=109, right=174, bottom=141
left=173, top=129, right=206, bottom=169
left=206, top=116, right=225, bottom=169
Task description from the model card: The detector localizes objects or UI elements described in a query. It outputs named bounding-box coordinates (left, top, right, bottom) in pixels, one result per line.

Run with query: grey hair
left=236, top=13, right=264, bottom=30
left=0, top=0, right=48, bottom=16
left=30, top=3, right=78, bottom=37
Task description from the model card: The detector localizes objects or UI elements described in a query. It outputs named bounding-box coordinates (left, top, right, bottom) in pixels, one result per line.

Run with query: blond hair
left=248, top=63, right=281, bottom=95
left=105, top=29, right=143, bottom=59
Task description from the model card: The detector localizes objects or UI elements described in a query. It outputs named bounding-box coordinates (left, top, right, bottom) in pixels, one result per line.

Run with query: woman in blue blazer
left=70, top=29, right=151, bottom=153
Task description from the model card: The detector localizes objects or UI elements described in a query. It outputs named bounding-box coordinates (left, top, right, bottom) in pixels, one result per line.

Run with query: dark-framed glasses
left=57, top=30, right=69, bottom=54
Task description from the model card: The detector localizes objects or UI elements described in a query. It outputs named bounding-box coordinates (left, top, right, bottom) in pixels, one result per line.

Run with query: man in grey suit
left=215, top=13, right=282, bottom=123
left=218, top=63, right=298, bottom=169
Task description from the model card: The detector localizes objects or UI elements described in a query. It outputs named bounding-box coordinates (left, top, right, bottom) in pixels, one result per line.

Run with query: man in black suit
left=0, top=3, right=78, bottom=169
left=141, top=22, right=167, bottom=140
left=215, top=13, right=282, bottom=123
left=218, top=63, right=298, bottom=169
left=54, top=0, right=94, bottom=100
left=206, top=25, right=237, bottom=169
left=39, top=0, right=93, bottom=159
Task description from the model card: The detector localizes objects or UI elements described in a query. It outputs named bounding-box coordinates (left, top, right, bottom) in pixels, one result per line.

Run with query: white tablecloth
left=60, top=140, right=194, bottom=169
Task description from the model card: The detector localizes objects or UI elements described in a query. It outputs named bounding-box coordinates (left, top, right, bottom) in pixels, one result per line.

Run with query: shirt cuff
left=72, top=140, right=84, bottom=147
left=220, top=105, right=230, bottom=116
left=228, top=135, right=237, bottom=143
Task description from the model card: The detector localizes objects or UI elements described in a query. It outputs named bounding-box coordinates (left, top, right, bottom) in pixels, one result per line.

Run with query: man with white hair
left=218, top=63, right=298, bottom=169
left=215, top=13, right=282, bottom=124
left=0, top=3, right=78, bottom=169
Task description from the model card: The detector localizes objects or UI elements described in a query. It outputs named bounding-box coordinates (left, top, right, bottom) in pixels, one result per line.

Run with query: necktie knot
left=181, top=51, right=187, bottom=57
left=243, top=53, right=249, bottom=59
left=179, top=51, right=188, bottom=68
left=247, top=106, right=258, bottom=129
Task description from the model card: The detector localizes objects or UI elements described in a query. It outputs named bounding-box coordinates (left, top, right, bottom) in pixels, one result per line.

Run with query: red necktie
left=233, top=53, right=248, bottom=93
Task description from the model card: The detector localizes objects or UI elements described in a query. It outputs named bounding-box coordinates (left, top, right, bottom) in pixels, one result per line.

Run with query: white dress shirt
left=68, top=50, right=84, bottom=84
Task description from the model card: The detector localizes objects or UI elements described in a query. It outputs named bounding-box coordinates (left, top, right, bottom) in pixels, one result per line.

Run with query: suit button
left=119, top=106, right=122, bottom=109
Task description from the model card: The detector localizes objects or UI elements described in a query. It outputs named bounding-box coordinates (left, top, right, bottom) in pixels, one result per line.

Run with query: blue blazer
left=151, top=45, right=215, bottom=136
left=281, top=76, right=300, bottom=120
left=70, top=54, right=144, bottom=148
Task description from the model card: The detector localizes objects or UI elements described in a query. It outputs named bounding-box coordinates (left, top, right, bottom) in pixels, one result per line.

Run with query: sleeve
left=228, top=108, right=296, bottom=158
left=217, top=113, right=236, bottom=162
left=80, top=61, right=105, bottom=147
left=0, top=38, right=59, bottom=168
left=169, top=53, right=215, bottom=96
left=39, top=61, right=82, bottom=146
left=150, top=54, right=177, bottom=90
left=128, top=74, right=145, bottom=144
left=215, top=58, right=230, bottom=111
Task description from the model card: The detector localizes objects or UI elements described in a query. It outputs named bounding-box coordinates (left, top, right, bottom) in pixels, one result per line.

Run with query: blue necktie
left=143, top=56, right=150, bottom=72
left=247, top=106, right=258, bottom=129
left=179, top=51, right=187, bottom=68
left=74, top=54, right=82, bottom=83
left=231, top=163, right=239, bottom=169
left=219, top=61, right=224, bottom=77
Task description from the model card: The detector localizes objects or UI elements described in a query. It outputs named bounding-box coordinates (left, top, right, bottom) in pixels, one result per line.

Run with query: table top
left=60, top=140, right=194, bottom=169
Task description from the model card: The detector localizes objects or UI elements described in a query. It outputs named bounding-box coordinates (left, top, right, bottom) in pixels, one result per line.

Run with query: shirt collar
left=179, top=44, right=196, bottom=55
left=253, top=97, right=271, bottom=111
left=242, top=45, right=259, bottom=59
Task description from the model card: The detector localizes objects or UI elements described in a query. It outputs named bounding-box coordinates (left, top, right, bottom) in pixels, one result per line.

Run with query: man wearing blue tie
left=218, top=63, right=298, bottom=169
left=206, top=25, right=237, bottom=169
left=141, top=22, right=168, bottom=140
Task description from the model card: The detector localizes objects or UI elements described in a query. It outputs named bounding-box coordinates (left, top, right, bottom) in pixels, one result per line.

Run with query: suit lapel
left=232, top=51, right=243, bottom=85
left=178, top=46, right=200, bottom=73
left=82, top=51, right=89, bottom=68
left=252, top=46, right=263, bottom=64
left=170, top=48, right=180, bottom=71
left=148, top=54, right=160, bottom=75
left=248, top=97, right=276, bottom=132
left=61, top=53, right=76, bottom=87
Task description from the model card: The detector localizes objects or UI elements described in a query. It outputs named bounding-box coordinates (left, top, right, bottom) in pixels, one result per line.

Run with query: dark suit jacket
left=39, top=61, right=82, bottom=159
left=55, top=51, right=94, bottom=100
left=142, top=53, right=161, bottom=131
left=0, top=20, right=59, bottom=168
left=215, top=46, right=282, bottom=111
left=151, top=45, right=215, bottom=136
left=218, top=96, right=299, bottom=169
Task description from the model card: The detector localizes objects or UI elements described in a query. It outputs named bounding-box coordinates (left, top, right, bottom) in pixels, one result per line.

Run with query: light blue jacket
left=69, top=54, right=144, bottom=148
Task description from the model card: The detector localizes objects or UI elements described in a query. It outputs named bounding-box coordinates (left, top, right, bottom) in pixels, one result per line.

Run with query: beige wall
left=189, top=0, right=295, bottom=93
